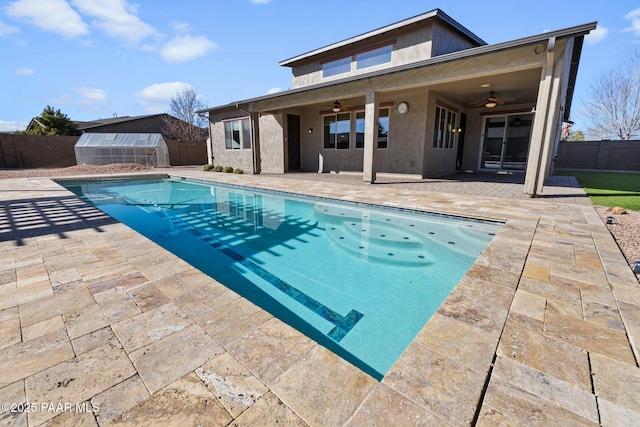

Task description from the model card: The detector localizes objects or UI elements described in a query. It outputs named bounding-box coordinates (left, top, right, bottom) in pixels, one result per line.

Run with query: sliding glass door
left=481, top=113, right=533, bottom=170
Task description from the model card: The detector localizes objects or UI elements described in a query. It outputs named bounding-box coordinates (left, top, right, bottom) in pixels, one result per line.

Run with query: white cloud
left=50, top=87, right=107, bottom=110
left=0, top=120, right=28, bottom=132
left=15, top=67, right=34, bottom=75
left=135, top=81, right=192, bottom=113
left=250, top=0, right=272, bottom=4
left=0, top=19, right=20, bottom=35
left=74, top=87, right=107, bottom=105
left=160, top=35, right=216, bottom=62
left=267, top=87, right=282, bottom=94
left=5, top=0, right=88, bottom=38
left=586, top=25, right=608, bottom=44
left=71, top=0, right=158, bottom=44
left=624, top=8, right=640, bottom=37
left=172, top=21, right=190, bottom=34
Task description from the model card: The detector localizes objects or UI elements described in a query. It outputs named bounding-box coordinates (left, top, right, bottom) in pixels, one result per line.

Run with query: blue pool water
left=61, top=177, right=501, bottom=379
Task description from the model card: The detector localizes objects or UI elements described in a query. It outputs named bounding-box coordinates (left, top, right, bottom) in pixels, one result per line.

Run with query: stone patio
left=1, top=170, right=639, bottom=426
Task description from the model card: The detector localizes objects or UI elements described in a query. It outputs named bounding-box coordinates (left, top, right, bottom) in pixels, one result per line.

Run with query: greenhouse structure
left=74, top=133, right=170, bottom=167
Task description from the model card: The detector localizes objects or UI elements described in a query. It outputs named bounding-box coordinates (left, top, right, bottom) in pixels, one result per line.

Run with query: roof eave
left=198, top=22, right=597, bottom=115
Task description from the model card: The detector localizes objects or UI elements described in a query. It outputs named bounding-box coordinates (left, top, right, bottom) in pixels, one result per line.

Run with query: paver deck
left=1, top=170, right=639, bottom=426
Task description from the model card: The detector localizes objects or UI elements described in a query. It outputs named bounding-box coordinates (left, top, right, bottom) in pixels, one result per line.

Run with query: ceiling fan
left=471, top=92, right=515, bottom=108
left=325, top=100, right=351, bottom=112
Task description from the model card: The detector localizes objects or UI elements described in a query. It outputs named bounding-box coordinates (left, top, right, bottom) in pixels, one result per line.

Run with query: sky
left=0, top=0, right=639, bottom=133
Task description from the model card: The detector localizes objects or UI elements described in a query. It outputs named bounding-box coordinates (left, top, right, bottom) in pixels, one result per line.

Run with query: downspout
left=197, top=112, right=214, bottom=165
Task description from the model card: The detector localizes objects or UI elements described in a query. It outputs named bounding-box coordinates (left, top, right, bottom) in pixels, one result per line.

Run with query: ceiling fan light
left=332, top=101, right=341, bottom=112
left=485, top=101, right=497, bottom=108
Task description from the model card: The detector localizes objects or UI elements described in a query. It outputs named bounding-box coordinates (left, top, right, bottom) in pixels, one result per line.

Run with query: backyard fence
left=555, top=140, right=640, bottom=172
left=0, top=134, right=206, bottom=168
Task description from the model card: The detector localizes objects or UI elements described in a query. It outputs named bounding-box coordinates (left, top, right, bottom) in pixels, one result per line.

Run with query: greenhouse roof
left=75, top=133, right=165, bottom=147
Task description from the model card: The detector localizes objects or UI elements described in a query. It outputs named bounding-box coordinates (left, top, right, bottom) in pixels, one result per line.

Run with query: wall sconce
left=308, top=128, right=313, bottom=134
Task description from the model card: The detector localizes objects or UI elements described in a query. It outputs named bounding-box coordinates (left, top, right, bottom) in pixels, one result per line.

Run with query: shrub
left=223, top=166, right=234, bottom=173
left=213, top=165, right=224, bottom=172
left=203, top=164, right=214, bottom=171
left=233, top=168, right=244, bottom=174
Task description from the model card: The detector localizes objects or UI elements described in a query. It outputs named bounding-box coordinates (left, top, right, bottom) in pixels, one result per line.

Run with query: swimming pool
left=61, top=177, right=501, bottom=379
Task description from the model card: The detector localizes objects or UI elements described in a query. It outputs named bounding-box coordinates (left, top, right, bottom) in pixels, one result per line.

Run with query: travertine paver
left=195, top=352, right=269, bottom=418
left=0, top=170, right=639, bottom=426
left=128, top=324, right=224, bottom=394
left=25, top=342, right=136, bottom=425
left=107, top=373, right=232, bottom=426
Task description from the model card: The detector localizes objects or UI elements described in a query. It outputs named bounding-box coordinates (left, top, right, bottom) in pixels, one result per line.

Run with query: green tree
left=20, top=105, right=81, bottom=136
left=567, top=130, right=586, bottom=141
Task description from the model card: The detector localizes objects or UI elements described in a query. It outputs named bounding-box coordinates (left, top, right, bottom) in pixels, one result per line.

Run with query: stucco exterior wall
left=290, top=22, right=435, bottom=88
left=292, top=91, right=427, bottom=175
left=208, top=111, right=285, bottom=174
left=259, top=113, right=285, bottom=174
left=208, top=110, right=254, bottom=172
left=431, top=21, right=479, bottom=56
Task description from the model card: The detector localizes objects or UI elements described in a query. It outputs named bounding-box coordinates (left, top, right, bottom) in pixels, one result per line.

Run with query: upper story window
left=224, top=118, right=251, bottom=150
left=322, top=42, right=394, bottom=78
left=356, top=45, right=393, bottom=70
left=322, top=57, right=351, bottom=78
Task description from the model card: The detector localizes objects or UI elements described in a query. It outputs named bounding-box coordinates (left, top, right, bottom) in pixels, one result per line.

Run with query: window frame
left=433, top=104, right=457, bottom=150
left=321, top=41, right=395, bottom=78
left=223, top=117, right=251, bottom=150
left=352, top=107, right=390, bottom=150
left=323, top=112, right=351, bottom=150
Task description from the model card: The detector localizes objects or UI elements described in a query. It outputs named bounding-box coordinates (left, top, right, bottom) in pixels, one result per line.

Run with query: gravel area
left=0, top=164, right=152, bottom=178
left=1, top=164, right=638, bottom=282
left=596, top=206, right=640, bottom=282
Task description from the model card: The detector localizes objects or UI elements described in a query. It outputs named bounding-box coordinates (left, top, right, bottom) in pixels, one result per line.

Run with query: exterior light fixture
left=485, top=101, right=497, bottom=108
left=308, top=128, right=313, bottom=134
left=606, top=216, right=614, bottom=224
left=332, top=101, right=341, bottom=112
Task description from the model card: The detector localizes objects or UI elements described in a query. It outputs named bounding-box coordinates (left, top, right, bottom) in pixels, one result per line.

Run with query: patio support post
left=251, top=112, right=261, bottom=174
left=524, top=37, right=556, bottom=197
left=540, top=38, right=574, bottom=185
left=363, top=90, right=379, bottom=183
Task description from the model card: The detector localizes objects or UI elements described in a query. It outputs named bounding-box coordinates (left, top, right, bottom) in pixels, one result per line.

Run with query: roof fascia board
left=278, top=9, right=485, bottom=67
left=199, top=22, right=597, bottom=114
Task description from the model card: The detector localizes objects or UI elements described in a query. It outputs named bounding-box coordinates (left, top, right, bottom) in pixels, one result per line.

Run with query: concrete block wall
left=556, top=140, right=640, bottom=171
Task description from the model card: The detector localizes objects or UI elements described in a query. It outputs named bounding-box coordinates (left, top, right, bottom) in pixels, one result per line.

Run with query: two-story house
left=200, top=9, right=595, bottom=197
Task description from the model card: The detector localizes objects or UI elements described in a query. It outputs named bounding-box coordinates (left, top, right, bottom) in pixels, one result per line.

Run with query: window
left=322, top=43, right=394, bottom=78
left=324, top=113, right=351, bottom=149
left=355, top=108, right=389, bottom=149
left=224, top=118, right=251, bottom=150
left=356, top=45, right=392, bottom=70
left=322, top=57, right=351, bottom=78
left=377, top=108, right=389, bottom=149
left=433, top=105, right=457, bottom=149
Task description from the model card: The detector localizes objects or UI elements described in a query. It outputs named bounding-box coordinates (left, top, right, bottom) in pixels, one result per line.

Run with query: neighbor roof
left=77, top=114, right=170, bottom=131
left=279, top=8, right=486, bottom=67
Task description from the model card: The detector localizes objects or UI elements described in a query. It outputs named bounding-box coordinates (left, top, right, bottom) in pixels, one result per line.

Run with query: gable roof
left=199, top=21, right=597, bottom=122
left=279, top=8, right=486, bottom=67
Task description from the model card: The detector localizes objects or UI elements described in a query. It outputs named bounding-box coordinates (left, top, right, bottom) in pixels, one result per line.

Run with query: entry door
left=287, top=114, right=301, bottom=171
left=481, top=113, right=533, bottom=170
